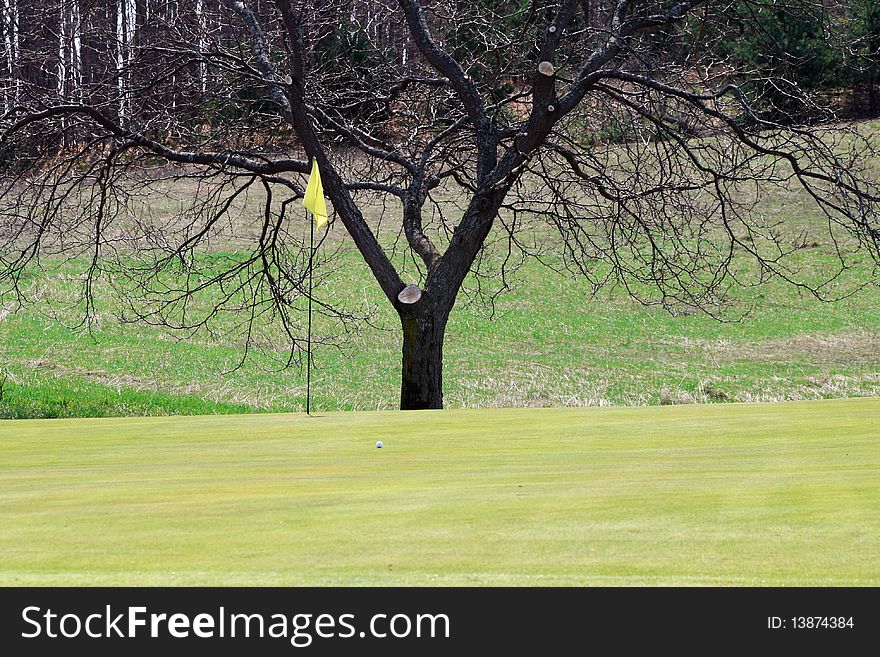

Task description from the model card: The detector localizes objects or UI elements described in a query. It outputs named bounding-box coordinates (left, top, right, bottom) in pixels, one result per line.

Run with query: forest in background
left=3, top=0, right=880, bottom=154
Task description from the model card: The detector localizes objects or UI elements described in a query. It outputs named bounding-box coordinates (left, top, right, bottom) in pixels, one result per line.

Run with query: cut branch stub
left=538, top=61, right=555, bottom=76
left=398, top=284, right=423, bottom=304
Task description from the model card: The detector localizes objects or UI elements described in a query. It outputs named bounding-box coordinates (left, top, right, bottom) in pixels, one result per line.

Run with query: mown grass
left=1, top=399, right=877, bottom=585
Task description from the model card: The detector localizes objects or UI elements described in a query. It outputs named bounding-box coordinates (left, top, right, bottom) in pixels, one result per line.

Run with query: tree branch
left=274, top=0, right=406, bottom=304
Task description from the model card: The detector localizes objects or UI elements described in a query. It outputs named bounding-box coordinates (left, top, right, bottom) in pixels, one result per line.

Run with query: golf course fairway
left=1, top=398, right=878, bottom=586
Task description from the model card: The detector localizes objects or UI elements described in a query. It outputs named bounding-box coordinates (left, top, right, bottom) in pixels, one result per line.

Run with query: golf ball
left=376, top=441, right=383, bottom=448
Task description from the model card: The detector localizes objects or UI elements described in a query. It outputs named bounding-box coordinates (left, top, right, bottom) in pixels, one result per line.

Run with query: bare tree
left=1, top=1, right=879, bottom=410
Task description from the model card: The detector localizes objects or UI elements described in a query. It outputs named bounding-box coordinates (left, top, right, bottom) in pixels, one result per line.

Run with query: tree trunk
left=399, top=307, right=448, bottom=410
left=870, top=73, right=879, bottom=118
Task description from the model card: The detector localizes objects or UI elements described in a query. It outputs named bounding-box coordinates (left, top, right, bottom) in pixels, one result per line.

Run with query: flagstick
left=306, top=211, right=314, bottom=415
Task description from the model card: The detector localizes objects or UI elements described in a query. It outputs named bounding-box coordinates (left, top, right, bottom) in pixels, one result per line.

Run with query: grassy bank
left=2, top=242, right=879, bottom=417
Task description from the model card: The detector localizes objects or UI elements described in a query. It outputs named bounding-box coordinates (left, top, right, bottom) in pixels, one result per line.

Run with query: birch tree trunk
left=116, top=0, right=136, bottom=119
left=196, top=0, right=207, bottom=93
left=1, top=0, right=19, bottom=112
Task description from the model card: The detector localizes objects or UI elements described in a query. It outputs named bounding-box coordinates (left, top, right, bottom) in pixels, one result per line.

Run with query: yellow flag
left=303, top=158, right=328, bottom=229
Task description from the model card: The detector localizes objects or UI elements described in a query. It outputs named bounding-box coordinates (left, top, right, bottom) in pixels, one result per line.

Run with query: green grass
left=2, top=246, right=879, bottom=416
left=1, top=399, right=877, bottom=585
left=0, top=367, right=255, bottom=419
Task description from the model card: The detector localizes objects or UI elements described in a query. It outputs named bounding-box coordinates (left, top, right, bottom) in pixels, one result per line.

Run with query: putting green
left=1, top=398, right=878, bottom=585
